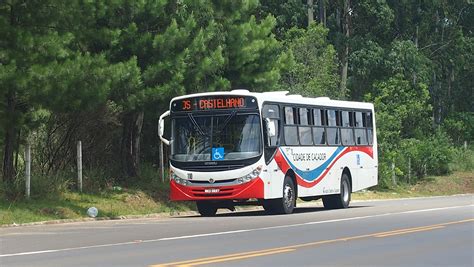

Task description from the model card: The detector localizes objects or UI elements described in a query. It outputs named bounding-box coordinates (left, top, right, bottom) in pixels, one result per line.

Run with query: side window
left=298, top=108, right=312, bottom=145
left=284, top=106, right=298, bottom=145
left=327, top=110, right=340, bottom=145
left=355, top=112, right=363, bottom=127
left=342, top=111, right=350, bottom=127
left=262, top=104, right=280, bottom=147
left=284, top=107, right=295, bottom=125
left=354, top=111, right=368, bottom=145
left=341, top=110, right=355, bottom=145
left=313, top=109, right=327, bottom=126
left=327, top=110, right=338, bottom=126
left=366, top=112, right=374, bottom=145
left=312, top=109, right=326, bottom=145
left=299, top=108, right=309, bottom=125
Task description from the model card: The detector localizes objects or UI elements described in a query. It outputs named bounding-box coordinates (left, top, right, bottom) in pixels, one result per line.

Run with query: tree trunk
left=307, top=0, right=314, bottom=25
left=3, top=90, right=17, bottom=193
left=319, top=0, right=326, bottom=27
left=339, top=0, right=350, bottom=96
left=120, top=110, right=144, bottom=179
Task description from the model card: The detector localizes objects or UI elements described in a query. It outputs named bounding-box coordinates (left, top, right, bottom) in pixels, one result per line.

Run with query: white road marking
left=1, top=204, right=473, bottom=258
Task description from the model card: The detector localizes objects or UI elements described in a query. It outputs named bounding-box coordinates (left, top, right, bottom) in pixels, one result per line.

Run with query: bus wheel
left=265, top=176, right=296, bottom=214
left=322, top=173, right=351, bottom=209
left=196, top=201, right=218, bottom=216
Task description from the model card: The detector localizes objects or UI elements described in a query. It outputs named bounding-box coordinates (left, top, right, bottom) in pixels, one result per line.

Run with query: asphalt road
left=1, top=195, right=473, bottom=267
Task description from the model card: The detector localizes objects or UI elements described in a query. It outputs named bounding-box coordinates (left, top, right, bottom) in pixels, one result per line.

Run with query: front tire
left=196, top=201, right=218, bottom=216
left=322, top=173, right=351, bottom=209
left=264, top=176, right=296, bottom=214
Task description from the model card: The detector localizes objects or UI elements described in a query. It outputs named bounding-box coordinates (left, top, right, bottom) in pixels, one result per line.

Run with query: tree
left=279, top=24, right=340, bottom=98
left=0, top=1, right=123, bottom=194
left=69, top=0, right=291, bottom=179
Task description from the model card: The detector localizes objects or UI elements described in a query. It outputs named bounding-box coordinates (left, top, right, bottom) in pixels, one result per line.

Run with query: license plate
left=204, top=188, right=220, bottom=193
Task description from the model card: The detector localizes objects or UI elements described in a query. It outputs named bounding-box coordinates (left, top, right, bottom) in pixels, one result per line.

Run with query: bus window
left=327, top=110, right=340, bottom=145
left=328, top=110, right=338, bottom=126
left=313, top=109, right=324, bottom=126
left=313, top=127, right=326, bottom=144
left=355, top=129, right=368, bottom=145
left=355, top=112, right=367, bottom=145
left=341, top=111, right=355, bottom=145
left=365, top=112, right=373, bottom=145
left=312, top=109, right=326, bottom=145
left=299, top=108, right=309, bottom=125
left=298, top=108, right=312, bottom=145
left=284, top=106, right=298, bottom=145
left=342, top=111, right=350, bottom=127
left=355, top=112, right=363, bottom=127
left=262, top=104, right=280, bottom=147
left=285, top=107, right=297, bottom=125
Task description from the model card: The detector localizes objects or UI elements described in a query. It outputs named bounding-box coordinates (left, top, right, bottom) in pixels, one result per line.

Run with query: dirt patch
left=410, top=171, right=474, bottom=195
left=39, top=207, right=77, bottom=219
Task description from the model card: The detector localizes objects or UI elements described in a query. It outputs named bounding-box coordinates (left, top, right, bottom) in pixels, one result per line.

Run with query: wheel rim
left=284, top=184, right=294, bottom=208
left=342, top=180, right=349, bottom=203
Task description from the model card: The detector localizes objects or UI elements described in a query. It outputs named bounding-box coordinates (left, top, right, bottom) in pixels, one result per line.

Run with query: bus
left=158, top=90, right=377, bottom=216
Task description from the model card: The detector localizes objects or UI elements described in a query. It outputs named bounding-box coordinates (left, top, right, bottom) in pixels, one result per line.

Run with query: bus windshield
left=171, top=113, right=262, bottom=162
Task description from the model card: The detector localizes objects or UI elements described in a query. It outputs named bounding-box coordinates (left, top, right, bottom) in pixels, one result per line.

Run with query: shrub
left=377, top=130, right=455, bottom=187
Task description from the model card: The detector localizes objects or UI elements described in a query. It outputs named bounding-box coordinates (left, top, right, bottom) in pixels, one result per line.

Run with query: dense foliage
left=1, top=0, right=472, bottom=197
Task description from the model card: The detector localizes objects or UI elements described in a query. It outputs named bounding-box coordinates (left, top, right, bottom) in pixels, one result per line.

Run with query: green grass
left=1, top=166, right=472, bottom=226
left=0, top=182, right=194, bottom=225
left=354, top=171, right=473, bottom=200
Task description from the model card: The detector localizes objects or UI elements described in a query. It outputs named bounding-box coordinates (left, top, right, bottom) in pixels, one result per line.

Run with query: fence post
left=408, top=157, right=411, bottom=185
left=25, top=143, right=31, bottom=199
left=77, top=141, right=83, bottom=192
left=391, top=161, right=396, bottom=186
left=159, top=141, right=165, bottom=182
left=464, top=141, right=468, bottom=150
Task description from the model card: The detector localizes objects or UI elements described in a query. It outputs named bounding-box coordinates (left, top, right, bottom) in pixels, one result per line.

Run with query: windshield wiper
left=187, top=114, right=207, bottom=137
left=215, top=110, right=237, bottom=134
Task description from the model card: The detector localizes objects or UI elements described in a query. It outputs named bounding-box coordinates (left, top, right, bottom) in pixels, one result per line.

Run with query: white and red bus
left=159, top=90, right=377, bottom=216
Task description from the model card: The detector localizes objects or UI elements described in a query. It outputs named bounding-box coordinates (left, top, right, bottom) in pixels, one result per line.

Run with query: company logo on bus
left=171, top=95, right=257, bottom=112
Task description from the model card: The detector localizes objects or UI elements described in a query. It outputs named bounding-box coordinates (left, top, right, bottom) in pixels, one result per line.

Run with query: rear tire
left=322, top=173, right=351, bottom=209
left=196, top=201, right=218, bottom=216
left=264, top=176, right=296, bottom=214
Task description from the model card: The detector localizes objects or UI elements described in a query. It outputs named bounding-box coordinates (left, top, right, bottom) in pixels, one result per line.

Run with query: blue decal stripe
left=280, top=146, right=345, bottom=182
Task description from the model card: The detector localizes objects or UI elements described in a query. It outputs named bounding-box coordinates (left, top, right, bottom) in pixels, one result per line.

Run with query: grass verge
left=353, top=171, right=473, bottom=200
left=0, top=181, right=194, bottom=225
left=1, top=171, right=472, bottom=226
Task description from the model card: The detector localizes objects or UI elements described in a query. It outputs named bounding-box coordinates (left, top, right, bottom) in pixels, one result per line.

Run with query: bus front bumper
left=170, top=178, right=264, bottom=201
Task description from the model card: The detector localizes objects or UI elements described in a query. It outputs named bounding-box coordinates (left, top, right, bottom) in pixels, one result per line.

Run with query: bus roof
left=170, top=89, right=374, bottom=110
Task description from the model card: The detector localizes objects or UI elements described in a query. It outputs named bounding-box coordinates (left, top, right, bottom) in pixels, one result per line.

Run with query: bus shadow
left=178, top=205, right=369, bottom=218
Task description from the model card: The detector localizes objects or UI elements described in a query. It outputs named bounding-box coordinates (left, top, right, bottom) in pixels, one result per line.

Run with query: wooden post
left=464, top=141, right=468, bottom=150
left=77, top=141, right=82, bottom=192
left=408, top=157, right=411, bottom=185
left=159, top=141, right=165, bottom=182
left=25, top=143, right=31, bottom=199
left=391, top=161, right=396, bottom=186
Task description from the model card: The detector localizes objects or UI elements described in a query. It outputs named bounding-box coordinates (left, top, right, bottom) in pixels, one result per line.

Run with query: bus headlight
left=170, top=171, right=190, bottom=186
left=237, top=166, right=262, bottom=184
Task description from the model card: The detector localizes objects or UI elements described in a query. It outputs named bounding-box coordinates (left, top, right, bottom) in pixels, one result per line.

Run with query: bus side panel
left=261, top=158, right=285, bottom=199
left=274, top=146, right=376, bottom=197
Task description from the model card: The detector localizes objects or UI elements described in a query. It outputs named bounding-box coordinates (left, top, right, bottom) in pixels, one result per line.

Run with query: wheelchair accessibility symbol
left=212, top=147, right=225, bottom=161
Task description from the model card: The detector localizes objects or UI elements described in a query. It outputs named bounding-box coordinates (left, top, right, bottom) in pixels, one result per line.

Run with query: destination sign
left=171, top=95, right=258, bottom=112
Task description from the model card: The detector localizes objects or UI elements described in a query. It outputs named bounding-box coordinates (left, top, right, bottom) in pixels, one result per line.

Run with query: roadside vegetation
left=2, top=149, right=472, bottom=225
left=1, top=1, right=472, bottom=224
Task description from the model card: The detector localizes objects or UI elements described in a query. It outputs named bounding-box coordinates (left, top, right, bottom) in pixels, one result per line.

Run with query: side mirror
left=265, top=118, right=276, bottom=137
left=158, top=110, right=170, bottom=145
